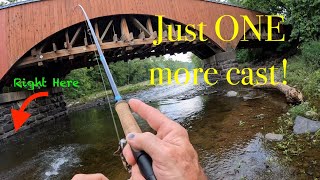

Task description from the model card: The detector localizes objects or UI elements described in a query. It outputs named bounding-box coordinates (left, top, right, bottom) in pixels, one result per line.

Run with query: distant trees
left=64, top=56, right=198, bottom=99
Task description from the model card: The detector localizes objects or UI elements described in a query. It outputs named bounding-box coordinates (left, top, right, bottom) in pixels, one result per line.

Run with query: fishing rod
left=78, top=5, right=156, bottom=180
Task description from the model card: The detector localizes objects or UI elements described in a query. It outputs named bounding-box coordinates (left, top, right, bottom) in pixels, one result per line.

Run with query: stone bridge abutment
left=0, top=88, right=67, bottom=140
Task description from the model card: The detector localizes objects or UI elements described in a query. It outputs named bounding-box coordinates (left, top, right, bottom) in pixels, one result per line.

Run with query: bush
left=236, top=49, right=263, bottom=63
left=301, top=41, right=320, bottom=70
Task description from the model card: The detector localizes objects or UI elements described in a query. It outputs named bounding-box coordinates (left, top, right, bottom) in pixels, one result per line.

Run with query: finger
left=128, top=99, right=176, bottom=131
left=123, top=144, right=136, bottom=165
left=71, top=174, right=109, bottom=180
left=126, top=132, right=165, bottom=161
left=130, top=165, right=145, bottom=180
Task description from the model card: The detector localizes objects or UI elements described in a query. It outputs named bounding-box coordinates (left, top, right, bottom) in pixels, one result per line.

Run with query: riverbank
left=237, top=45, right=320, bottom=178
left=66, top=80, right=154, bottom=112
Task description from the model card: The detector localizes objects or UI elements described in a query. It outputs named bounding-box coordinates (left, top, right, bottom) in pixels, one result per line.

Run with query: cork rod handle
left=115, top=100, right=142, bottom=135
left=115, top=100, right=157, bottom=180
left=115, top=101, right=141, bottom=136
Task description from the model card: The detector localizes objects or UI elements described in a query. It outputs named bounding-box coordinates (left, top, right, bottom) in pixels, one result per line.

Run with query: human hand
left=71, top=173, right=109, bottom=180
left=123, top=99, right=207, bottom=180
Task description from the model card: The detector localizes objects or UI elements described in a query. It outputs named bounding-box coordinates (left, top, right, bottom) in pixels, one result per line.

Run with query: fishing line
left=78, top=6, right=156, bottom=179
left=84, top=20, right=121, bottom=142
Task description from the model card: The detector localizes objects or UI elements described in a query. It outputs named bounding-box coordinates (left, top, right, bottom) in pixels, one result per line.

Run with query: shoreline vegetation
left=65, top=79, right=153, bottom=107
left=227, top=0, right=320, bottom=176
left=64, top=55, right=203, bottom=107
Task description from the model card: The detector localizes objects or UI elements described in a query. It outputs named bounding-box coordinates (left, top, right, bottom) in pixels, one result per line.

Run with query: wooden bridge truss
left=17, top=15, right=220, bottom=69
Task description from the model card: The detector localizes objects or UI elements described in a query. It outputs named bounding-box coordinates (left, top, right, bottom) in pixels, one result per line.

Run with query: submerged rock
left=265, top=133, right=284, bottom=141
left=293, top=116, right=320, bottom=134
left=226, top=91, right=238, bottom=97
left=243, top=91, right=264, bottom=101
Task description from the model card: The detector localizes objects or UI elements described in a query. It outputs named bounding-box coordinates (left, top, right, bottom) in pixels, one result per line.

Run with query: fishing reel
left=114, top=139, right=132, bottom=174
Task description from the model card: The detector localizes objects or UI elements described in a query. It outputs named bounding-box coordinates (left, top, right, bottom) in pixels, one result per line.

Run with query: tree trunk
left=253, top=83, right=303, bottom=104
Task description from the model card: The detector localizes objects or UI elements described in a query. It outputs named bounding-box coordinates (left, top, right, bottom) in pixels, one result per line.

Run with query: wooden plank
left=146, top=18, right=153, bottom=33
left=53, top=43, right=57, bottom=52
left=52, top=43, right=57, bottom=61
left=18, top=38, right=176, bottom=67
left=101, top=20, right=113, bottom=41
left=94, top=22, right=101, bottom=44
left=65, top=30, right=71, bottom=49
left=0, top=88, right=62, bottom=104
left=70, top=26, right=82, bottom=46
left=120, top=18, right=132, bottom=42
left=131, top=17, right=152, bottom=37
left=170, top=22, right=177, bottom=38
left=64, top=30, right=74, bottom=59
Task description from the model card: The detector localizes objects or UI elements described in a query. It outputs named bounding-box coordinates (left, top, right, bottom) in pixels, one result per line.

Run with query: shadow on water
left=0, top=73, right=309, bottom=179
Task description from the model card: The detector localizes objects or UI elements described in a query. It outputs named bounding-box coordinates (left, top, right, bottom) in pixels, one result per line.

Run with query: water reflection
left=158, top=96, right=205, bottom=122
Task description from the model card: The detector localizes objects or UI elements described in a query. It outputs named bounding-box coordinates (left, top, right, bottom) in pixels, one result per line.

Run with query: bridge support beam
left=0, top=88, right=67, bottom=140
left=204, top=50, right=239, bottom=80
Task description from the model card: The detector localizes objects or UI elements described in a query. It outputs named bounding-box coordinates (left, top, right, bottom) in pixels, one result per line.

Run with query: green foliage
left=288, top=102, right=317, bottom=120
left=191, top=54, right=203, bottom=68
left=285, top=57, right=310, bottom=90
left=301, top=41, right=320, bottom=70
left=0, top=0, right=19, bottom=6
left=285, top=42, right=320, bottom=101
left=276, top=42, right=292, bottom=52
left=236, top=49, right=263, bottom=63
left=63, top=68, right=101, bottom=99
left=228, top=0, right=320, bottom=42
left=302, top=70, right=320, bottom=100
left=239, top=0, right=285, bottom=14
left=64, top=56, right=197, bottom=100
left=236, top=49, right=251, bottom=63
left=227, top=0, right=241, bottom=6
left=284, top=0, right=320, bottom=42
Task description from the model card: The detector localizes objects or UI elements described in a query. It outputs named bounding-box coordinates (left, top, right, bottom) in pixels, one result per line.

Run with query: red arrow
left=11, top=92, right=49, bottom=132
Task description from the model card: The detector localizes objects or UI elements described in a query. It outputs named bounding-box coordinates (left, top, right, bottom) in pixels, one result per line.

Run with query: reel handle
left=115, top=101, right=157, bottom=180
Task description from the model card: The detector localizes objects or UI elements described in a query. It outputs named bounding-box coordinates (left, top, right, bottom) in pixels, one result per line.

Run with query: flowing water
left=0, top=74, right=314, bottom=179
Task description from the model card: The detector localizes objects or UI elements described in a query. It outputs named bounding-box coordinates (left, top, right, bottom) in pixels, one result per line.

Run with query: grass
left=278, top=55, right=320, bottom=118
left=288, top=102, right=319, bottom=120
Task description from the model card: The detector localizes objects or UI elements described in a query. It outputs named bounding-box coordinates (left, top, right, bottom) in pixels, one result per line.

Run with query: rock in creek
left=243, top=91, right=265, bottom=101
left=265, top=133, right=284, bottom=141
left=226, top=91, right=238, bottom=97
left=293, top=116, right=320, bottom=134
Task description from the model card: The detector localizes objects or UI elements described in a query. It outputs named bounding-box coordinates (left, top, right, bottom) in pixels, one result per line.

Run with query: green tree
left=240, top=0, right=285, bottom=14
left=191, top=54, right=203, bottom=68
left=283, top=0, right=320, bottom=41
left=64, top=56, right=194, bottom=100
left=227, top=0, right=320, bottom=42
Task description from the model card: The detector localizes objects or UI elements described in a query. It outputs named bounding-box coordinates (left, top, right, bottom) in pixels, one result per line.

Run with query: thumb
left=126, top=132, right=165, bottom=160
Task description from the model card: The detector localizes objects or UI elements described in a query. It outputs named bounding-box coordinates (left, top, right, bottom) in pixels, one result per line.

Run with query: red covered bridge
left=0, top=0, right=286, bottom=91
